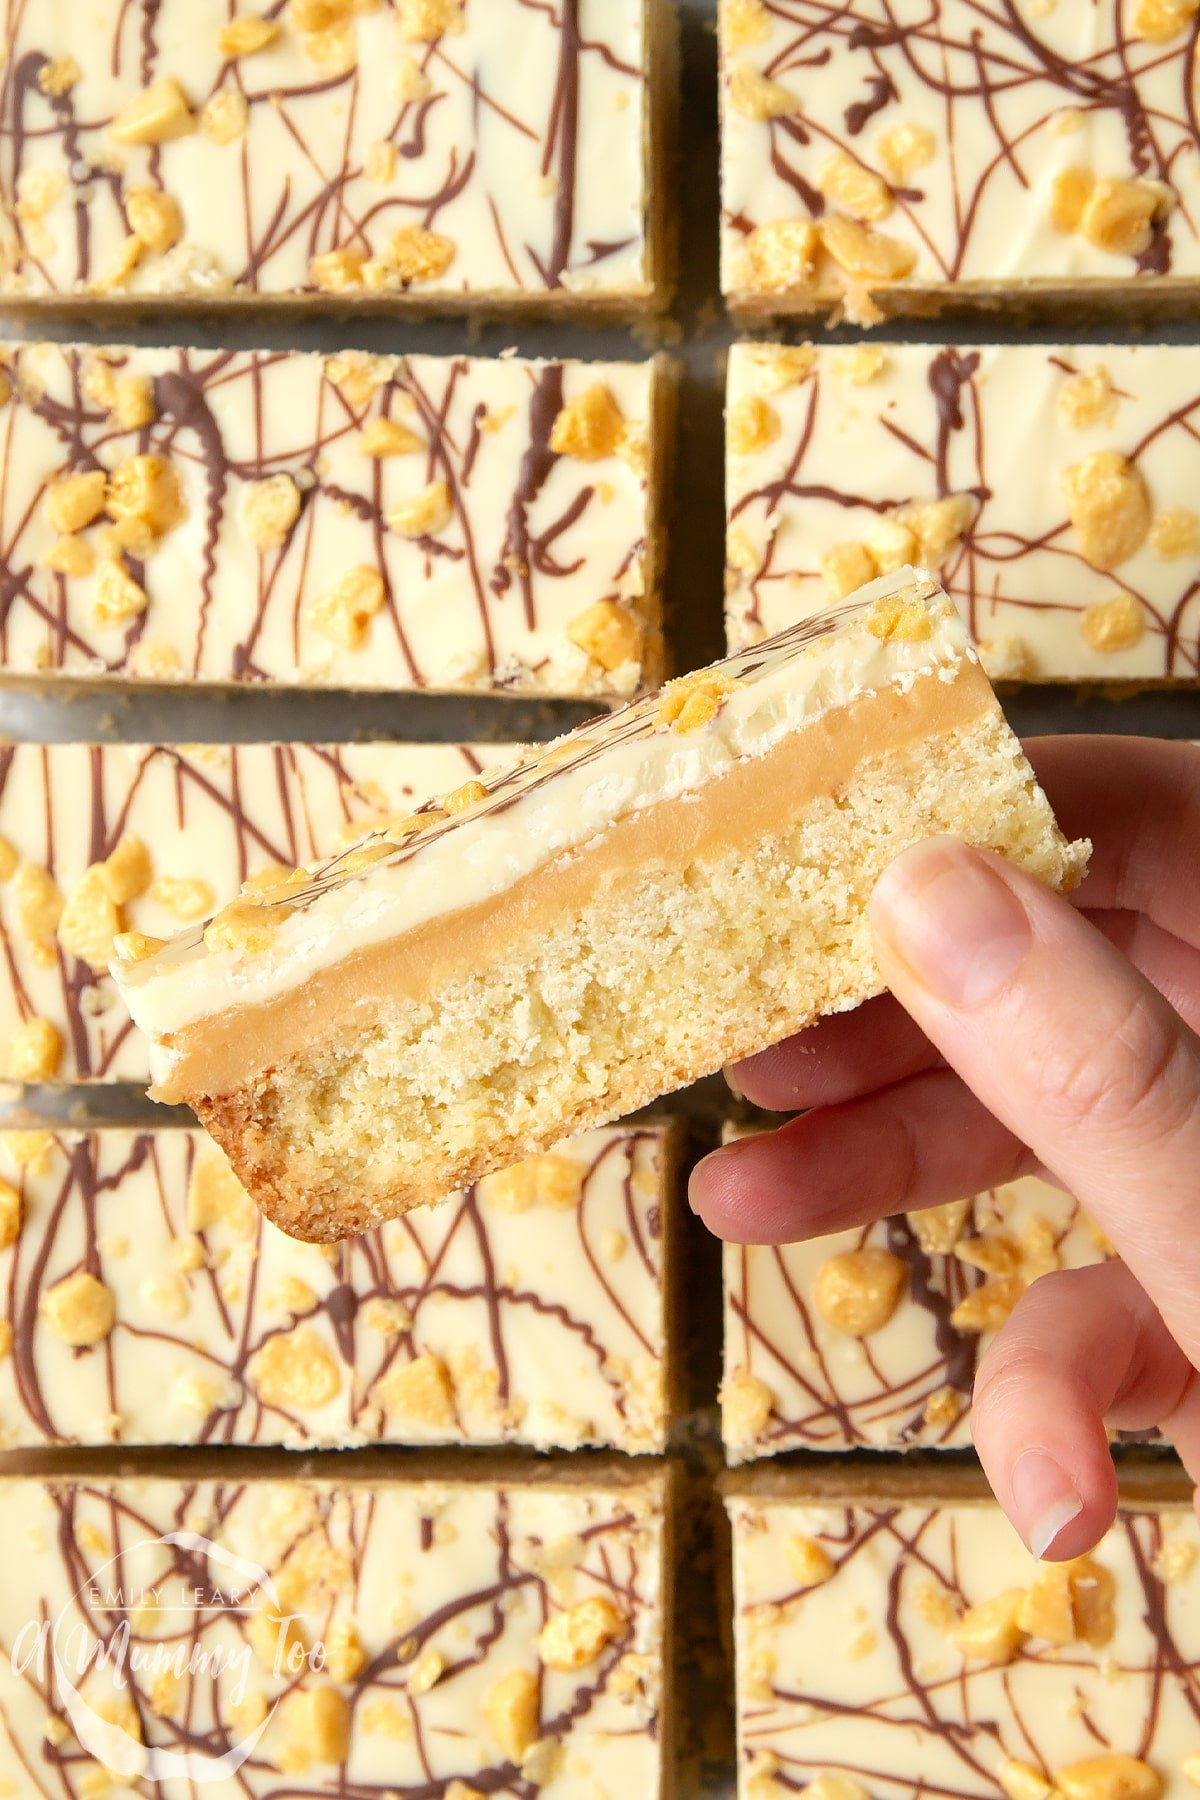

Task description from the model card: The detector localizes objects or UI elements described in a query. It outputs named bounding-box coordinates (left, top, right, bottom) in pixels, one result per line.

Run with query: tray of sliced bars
left=0, top=2, right=1197, bottom=1797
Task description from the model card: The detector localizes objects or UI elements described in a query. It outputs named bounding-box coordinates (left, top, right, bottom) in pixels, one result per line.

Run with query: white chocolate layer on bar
left=725, top=341, right=1200, bottom=682
left=0, top=0, right=659, bottom=307
left=0, top=1122, right=672, bottom=1451
left=0, top=741, right=516, bottom=1082
left=0, top=341, right=663, bottom=693
left=720, top=0, right=1200, bottom=317
left=722, top=1156, right=1112, bottom=1460
left=729, top=1478, right=1200, bottom=1800
left=117, top=573, right=1004, bottom=1086
left=0, top=1467, right=666, bottom=1796
left=116, top=573, right=1085, bottom=1237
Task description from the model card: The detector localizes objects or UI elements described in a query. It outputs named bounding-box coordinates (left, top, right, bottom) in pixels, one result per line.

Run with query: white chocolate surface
left=0, top=741, right=514, bottom=1082
left=0, top=0, right=654, bottom=305
left=0, top=341, right=661, bottom=694
left=726, top=341, right=1200, bottom=681
left=0, top=1122, right=672, bottom=1452
left=730, top=1488, right=1200, bottom=1800
left=722, top=1168, right=1112, bottom=1460
left=0, top=1468, right=666, bottom=1797
left=720, top=0, right=1200, bottom=309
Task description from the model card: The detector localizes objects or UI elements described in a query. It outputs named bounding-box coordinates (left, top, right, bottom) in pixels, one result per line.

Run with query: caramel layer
left=158, top=662, right=996, bottom=1102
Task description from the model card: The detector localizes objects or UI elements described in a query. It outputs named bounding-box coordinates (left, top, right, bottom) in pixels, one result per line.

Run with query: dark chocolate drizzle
left=0, top=0, right=648, bottom=297
left=6, top=1474, right=661, bottom=1796
left=0, top=1125, right=666, bottom=1453
left=732, top=0, right=1197, bottom=283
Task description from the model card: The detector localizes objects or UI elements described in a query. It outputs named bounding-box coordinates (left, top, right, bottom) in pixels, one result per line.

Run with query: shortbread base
left=193, top=709, right=1083, bottom=1240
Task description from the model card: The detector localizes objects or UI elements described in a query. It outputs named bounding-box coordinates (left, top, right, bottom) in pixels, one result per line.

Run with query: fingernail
left=723, top=1064, right=745, bottom=1101
left=1010, top=1450, right=1083, bottom=1560
left=870, top=839, right=1032, bottom=1009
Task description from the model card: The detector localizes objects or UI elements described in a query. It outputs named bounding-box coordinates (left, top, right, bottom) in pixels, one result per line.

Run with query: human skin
left=689, top=738, right=1200, bottom=1562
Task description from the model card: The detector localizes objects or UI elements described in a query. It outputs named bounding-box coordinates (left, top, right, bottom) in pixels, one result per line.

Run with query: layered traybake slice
left=725, top=340, right=1200, bottom=682
left=0, top=1121, right=674, bottom=1452
left=720, top=0, right=1200, bottom=321
left=0, top=1463, right=668, bottom=1796
left=0, top=341, right=666, bottom=694
left=727, top=1463, right=1200, bottom=1800
left=116, top=572, right=1088, bottom=1240
left=0, top=0, right=669, bottom=313
left=721, top=1136, right=1113, bottom=1461
left=0, top=741, right=518, bottom=1083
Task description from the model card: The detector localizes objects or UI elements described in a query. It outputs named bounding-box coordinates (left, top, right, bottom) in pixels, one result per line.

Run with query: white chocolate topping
left=730, top=1486, right=1200, bottom=1798
left=1, top=0, right=653, bottom=304
left=722, top=1163, right=1114, bottom=1460
left=726, top=341, right=1200, bottom=681
left=0, top=741, right=515, bottom=1083
left=0, top=1122, right=671, bottom=1452
left=720, top=0, right=1200, bottom=311
left=0, top=1468, right=666, bottom=1795
left=0, top=340, right=661, bottom=694
left=115, top=573, right=979, bottom=1082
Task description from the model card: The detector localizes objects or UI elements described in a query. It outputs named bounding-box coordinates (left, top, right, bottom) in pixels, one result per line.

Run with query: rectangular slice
left=116, top=572, right=1088, bottom=1240
left=1, top=741, right=519, bottom=1084
left=0, top=340, right=665, bottom=694
left=727, top=1465, right=1200, bottom=1800
left=725, top=341, right=1200, bottom=682
left=720, top=0, right=1200, bottom=320
left=0, top=1120, right=674, bottom=1451
left=0, top=1463, right=668, bottom=1796
left=0, top=0, right=667, bottom=312
left=721, top=1144, right=1111, bottom=1460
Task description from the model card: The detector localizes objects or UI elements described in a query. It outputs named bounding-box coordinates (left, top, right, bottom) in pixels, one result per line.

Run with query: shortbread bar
left=728, top=1464, right=1199, bottom=1800
left=726, top=341, right=1200, bottom=682
left=0, top=0, right=669, bottom=312
left=0, top=341, right=665, bottom=694
left=116, top=573, right=1088, bottom=1240
left=0, top=1463, right=667, bottom=1796
left=0, top=1121, right=674, bottom=1451
left=721, top=0, right=1200, bottom=320
left=722, top=1145, right=1111, bottom=1461
left=1, top=741, right=516, bottom=1083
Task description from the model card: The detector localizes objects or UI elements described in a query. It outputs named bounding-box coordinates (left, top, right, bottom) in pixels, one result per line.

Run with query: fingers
left=1091, top=909, right=1200, bottom=1036
left=1025, top=736, right=1200, bottom=949
left=690, top=1066, right=1033, bottom=1243
left=871, top=837, right=1200, bottom=1369
left=725, top=907, right=1200, bottom=1115
left=973, top=1259, right=1200, bottom=1560
left=727, top=995, right=938, bottom=1111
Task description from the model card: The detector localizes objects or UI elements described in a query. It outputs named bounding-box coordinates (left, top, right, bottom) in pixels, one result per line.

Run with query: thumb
left=870, top=837, right=1200, bottom=1369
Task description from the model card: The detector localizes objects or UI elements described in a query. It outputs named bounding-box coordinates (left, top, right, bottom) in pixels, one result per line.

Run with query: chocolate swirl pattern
left=729, top=1488, right=1200, bottom=1798
left=726, top=342, right=1200, bottom=681
left=0, top=1123, right=673, bottom=1451
left=0, top=0, right=656, bottom=306
left=0, top=341, right=662, bottom=693
left=0, top=741, right=509, bottom=1082
left=722, top=1163, right=1110, bottom=1461
left=0, top=1468, right=665, bottom=1796
left=720, top=0, right=1200, bottom=314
